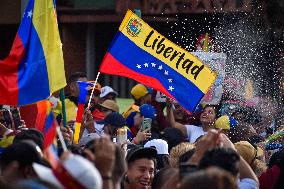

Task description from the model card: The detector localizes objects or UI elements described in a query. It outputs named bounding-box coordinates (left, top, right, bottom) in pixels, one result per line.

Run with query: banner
left=192, top=52, right=226, bottom=105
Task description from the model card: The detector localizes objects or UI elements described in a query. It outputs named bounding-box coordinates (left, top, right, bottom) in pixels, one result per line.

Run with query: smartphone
left=11, top=107, right=22, bottom=129
left=0, top=109, right=13, bottom=128
left=141, top=118, right=152, bottom=132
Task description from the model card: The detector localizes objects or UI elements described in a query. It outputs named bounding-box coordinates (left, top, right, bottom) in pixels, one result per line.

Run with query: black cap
left=104, top=112, right=127, bottom=128
left=126, top=147, right=157, bottom=164
left=160, top=127, right=184, bottom=151
left=0, top=140, right=49, bottom=168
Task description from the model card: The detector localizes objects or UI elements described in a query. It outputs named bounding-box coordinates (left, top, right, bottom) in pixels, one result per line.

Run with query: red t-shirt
left=259, top=165, right=281, bottom=189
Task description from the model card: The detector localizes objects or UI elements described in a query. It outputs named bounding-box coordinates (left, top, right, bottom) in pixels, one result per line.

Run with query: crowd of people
left=0, top=71, right=284, bottom=189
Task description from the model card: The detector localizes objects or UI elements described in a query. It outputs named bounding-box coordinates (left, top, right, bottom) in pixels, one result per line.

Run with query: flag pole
left=87, top=72, right=101, bottom=109
left=56, top=125, right=68, bottom=151
left=86, top=9, right=140, bottom=109
left=59, top=89, right=67, bottom=128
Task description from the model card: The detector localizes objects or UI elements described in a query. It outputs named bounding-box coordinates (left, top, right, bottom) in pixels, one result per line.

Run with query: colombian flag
left=100, top=10, right=216, bottom=112
left=0, top=0, right=66, bottom=106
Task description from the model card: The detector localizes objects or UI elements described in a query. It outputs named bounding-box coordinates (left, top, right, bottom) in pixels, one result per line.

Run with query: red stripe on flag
left=0, top=34, right=26, bottom=106
left=75, top=104, right=85, bottom=123
left=100, top=53, right=174, bottom=99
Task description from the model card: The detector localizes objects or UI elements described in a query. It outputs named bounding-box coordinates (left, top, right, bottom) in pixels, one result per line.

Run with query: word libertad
left=144, top=30, right=204, bottom=80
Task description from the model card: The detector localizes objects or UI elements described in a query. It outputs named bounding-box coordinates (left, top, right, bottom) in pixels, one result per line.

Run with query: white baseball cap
left=33, top=153, right=102, bottom=189
left=144, top=139, right=169, bottom=155
left=100, top=86, right=118, bottom=98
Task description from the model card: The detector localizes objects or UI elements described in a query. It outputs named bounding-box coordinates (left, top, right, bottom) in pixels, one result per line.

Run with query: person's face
left=69, top=77, right=87, bottom=97
left=200, top=106, right=217, bottom=126
left=134, top=112, right=143, bottom=127
left=127, top=158, right=155, bottom=189
left=101, top=107, right=113, bottom=117
left=232, top=112, right=244, bottom=121
left=88, top=90, right=100, bottom=107
left=173, top=103, right=184, bottom=120
left=141, top=94, right=152, bottom=104
left=103, top=93, right=116, bottom=102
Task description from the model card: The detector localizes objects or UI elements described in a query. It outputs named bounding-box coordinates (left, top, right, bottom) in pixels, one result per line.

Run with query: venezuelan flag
left=0, top=0, right=66, bottom=106
left=73, top=81, right=93, bottom=144
left=100, top=10, right=216, bottom=112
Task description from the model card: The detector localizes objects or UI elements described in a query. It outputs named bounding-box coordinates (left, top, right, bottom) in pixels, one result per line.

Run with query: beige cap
left=234, top=141, right=263, bottom=164
left=100, top=100, right=119, bottom=112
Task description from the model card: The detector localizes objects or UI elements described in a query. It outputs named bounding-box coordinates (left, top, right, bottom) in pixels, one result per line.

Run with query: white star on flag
left=27, top=10, right=33, bottom=18
left=136, top=64, right=142, bottom=69
left=144, top=63, right=149, bottom=67
left=164, top=70, right=168, bottom=75
left=158, top=65, right=163, bottom=70
left=168, top=86, right=174, bottom=91
left=23, top=12, right=25, bottom=18
left=151, top=63, right=156, bottom=67
left=168, top=79, right=173, bottom=83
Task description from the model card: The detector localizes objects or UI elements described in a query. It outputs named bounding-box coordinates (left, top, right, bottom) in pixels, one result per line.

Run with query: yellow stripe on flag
left=74, top=122, right=81, bottom=144
left=33, top=0, right=66, bottom=94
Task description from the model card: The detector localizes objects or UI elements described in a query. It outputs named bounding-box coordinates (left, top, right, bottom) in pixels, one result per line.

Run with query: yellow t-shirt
left=53, top=98, right=78, bottom=122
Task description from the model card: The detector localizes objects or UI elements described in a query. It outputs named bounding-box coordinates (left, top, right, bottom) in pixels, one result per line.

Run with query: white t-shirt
left=185, top=125, right=206, bottom=143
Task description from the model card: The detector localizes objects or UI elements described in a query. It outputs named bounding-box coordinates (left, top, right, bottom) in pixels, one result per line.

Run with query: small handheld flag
left=73, top=81, right=93, bottom=144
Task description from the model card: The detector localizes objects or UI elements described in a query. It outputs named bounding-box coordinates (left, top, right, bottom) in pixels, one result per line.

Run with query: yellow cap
left=215, top=115, right=230, bottom=130
left=131, top=84, right=148, bottom=100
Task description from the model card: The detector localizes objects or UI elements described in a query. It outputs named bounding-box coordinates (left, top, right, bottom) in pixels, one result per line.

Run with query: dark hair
left=269, top=149, right=284, bottom=169
left=0, top=141, right=46, bottom=170
left=227, top=122, right=256, bottom=143
left=203, top=104, right=220, bottom=118
left=156, top=154, right=169, bottom=170
left=152, top=167, right=178, bottom=189
left=12, top=179, right=61, bottom=189
left=128, top=155, right=157, bottom=170
left=68, top=72, right=87, bottom=83
left=179, top=167, right=237, bottom=189
left=160, top=127, right=185, bottom=152
left=13, top=129, right=44, bottom=150
left=199, top=147, right=240, bottom=176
